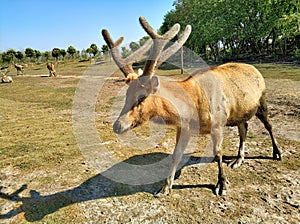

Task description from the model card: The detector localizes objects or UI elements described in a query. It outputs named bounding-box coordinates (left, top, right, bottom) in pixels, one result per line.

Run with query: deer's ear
left=150, top=76, right=160, bottom=93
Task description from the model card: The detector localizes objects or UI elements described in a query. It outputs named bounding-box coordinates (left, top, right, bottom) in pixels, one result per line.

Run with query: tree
left=129, top=41, right=140, bottom=52
left=139, top=36, right=150, bottom=46
left=52, top=48, right=61, bottom=61
left=121, top=46, right=131, bottom=58
left=43, top=51, right=51, bottom=61
left=101, top=44, right=109, bottom=54
left=67, top=46, right=77, bottom=58
left=161, top=0, right=300, bottom=61
left=101, top=44, right=110, bottom=60
left=35, top=50, right=42, bottom=62
left=86, top=47, right=93, bottom=57
left=15, top=51, right=24, bottom=62
left=60, top=49, right=67, bottom=60
left=89, top=43, right=99, bottom=57
left=1, top=49, right=16, bottom=64
left=25, top=48, right=35, bottom=60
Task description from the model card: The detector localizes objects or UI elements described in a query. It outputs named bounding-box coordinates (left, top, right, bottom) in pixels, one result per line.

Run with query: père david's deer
left=102, top=16, right=282, bottom=197
left=47, top=62, right=56, bottom=77
left=14, top=63, right=24, bottom=75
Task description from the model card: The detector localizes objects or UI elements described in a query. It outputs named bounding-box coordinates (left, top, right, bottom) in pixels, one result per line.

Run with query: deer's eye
left=137, top=94, right=147, bottom=103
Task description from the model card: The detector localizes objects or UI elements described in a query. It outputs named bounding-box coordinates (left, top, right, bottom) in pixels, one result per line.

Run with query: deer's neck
left=148, top=78, right=211, bottom=132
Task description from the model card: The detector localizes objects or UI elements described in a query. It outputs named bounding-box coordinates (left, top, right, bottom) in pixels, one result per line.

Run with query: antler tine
left=139, top=16, right=181, bottom=76
left=102, top=29, right=153, bottom=78
left=139, top=16, right=180, bottom=40
left=102, top=29, right=134, bottom=77
left=102, top=29, right=124, bottom=49
left=156, top=25, right=192, bottom=69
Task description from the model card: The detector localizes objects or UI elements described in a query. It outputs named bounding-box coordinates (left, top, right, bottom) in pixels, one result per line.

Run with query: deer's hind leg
left=256, top=93, right=282, bottom=160
left=228, top=122, right=248, bottom=169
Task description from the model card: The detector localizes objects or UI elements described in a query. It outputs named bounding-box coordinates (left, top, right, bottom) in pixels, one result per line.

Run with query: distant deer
left=47, top=62, right=56, bottom=77
left=14, top=63, right=24, bottom=75
left=102, top=16, right=282, bottom=197
left=1, top=67, right=13, bottom=83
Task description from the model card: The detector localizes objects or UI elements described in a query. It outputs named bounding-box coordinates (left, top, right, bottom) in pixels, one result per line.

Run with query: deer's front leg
left=212, top=123, right=229, bottom=196
left=155, top=126, right=190, bottom=198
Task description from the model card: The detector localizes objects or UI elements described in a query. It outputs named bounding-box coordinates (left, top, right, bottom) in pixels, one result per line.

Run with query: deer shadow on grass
left=0, top=152, right=216, bottom=222
left=0, top=152, right=274, bottom=222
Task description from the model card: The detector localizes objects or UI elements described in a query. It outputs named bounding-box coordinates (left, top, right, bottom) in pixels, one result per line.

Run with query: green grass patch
left=255, top=63, right=300, bottom=81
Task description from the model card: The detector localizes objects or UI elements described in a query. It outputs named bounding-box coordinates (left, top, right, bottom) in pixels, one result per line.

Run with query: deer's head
left=102, top=16, right=191, bottom=134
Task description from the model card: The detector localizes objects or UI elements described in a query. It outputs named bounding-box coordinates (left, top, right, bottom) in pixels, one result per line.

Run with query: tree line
left=0, top=35, right=152, bottom=67
left=160, top=0, right=299, bottom=62
left=0, top=44, right=110, bottom=66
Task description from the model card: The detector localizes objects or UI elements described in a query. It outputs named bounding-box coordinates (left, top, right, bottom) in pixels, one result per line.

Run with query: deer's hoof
left=215, top=178, right=230, bottom=196
left=228, top=156, right=244, bottom=169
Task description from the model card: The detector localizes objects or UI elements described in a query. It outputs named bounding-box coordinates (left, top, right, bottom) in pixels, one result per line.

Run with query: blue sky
left=0, top=0, right=175, bottom=52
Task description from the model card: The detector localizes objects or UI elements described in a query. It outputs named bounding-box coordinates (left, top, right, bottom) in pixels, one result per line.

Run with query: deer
left=14, top=63, right=24, bottom=75
left=47, top=62, right=56, bottom=77
left=1, top=67, right=13, bottom=83
left=101, top=16, right=282, bottom=197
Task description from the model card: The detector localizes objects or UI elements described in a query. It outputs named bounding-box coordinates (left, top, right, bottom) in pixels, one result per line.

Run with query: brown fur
left=103, top=17, right=281, bottom=198
left=47, top=63, right=56, bottom=77
left=113, top=62, right=281, bottom=197
left=14, top=64, right=24, bottom=75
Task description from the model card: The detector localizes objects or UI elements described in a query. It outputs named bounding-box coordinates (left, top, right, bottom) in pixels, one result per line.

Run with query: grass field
left=0, top=61, right=299, bottom=223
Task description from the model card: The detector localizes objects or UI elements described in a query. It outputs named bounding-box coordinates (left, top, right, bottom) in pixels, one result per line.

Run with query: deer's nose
left=113, top=120, right=122, bottom=134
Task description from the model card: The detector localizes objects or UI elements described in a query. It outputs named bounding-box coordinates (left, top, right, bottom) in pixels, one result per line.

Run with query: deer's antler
left=101, top=29, right=153, bottom=78
left=139, top=16, right=181, bottom=75
left=102, top=16, right=191, bottom=80
left=155, top=24, right=192, bottom=69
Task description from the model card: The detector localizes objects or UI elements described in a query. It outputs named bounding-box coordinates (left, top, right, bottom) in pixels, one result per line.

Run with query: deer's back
left=194, top=63, right=265, bottom=126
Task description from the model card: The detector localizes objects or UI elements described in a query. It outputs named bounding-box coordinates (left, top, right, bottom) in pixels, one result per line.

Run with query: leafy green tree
left=60, top=49, right=67, bottom=60
left=101, top=44, right=110, bottom=61
left=129, top=41, right=140, bottom=52
left=67, top=46, right=77, bottom=58
left=52, top=48, right=61, bottom=61
left=25, top=48, right=35, bottom=60
left=139, top=36, right=150, bottom=46
left=86, top=47, right=93, bottom=57
left=121, top=47, right=131, bottom=58
left=89, top=43, right=99, bottom=57
left=35, top=50, right=42, bottom=62
left=101, top=45, right=109, bottom=54
left=15, top=51, right=24, bottom=62
left=161, top=0, right=300, bottom=61
left=2, top=49, right=16, bottom=64
left=43, top=51, right=51, bottom=61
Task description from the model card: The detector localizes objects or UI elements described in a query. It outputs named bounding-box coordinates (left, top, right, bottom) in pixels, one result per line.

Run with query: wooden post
left=180, top=46, right=184, bottom=74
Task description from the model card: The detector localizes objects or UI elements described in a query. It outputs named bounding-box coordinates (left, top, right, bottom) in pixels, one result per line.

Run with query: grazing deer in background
left=102, top=16, right=282, bottom=197
left=14, top=63, right=24, bottom=75
left=47, top=62, right=56, bottom=77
